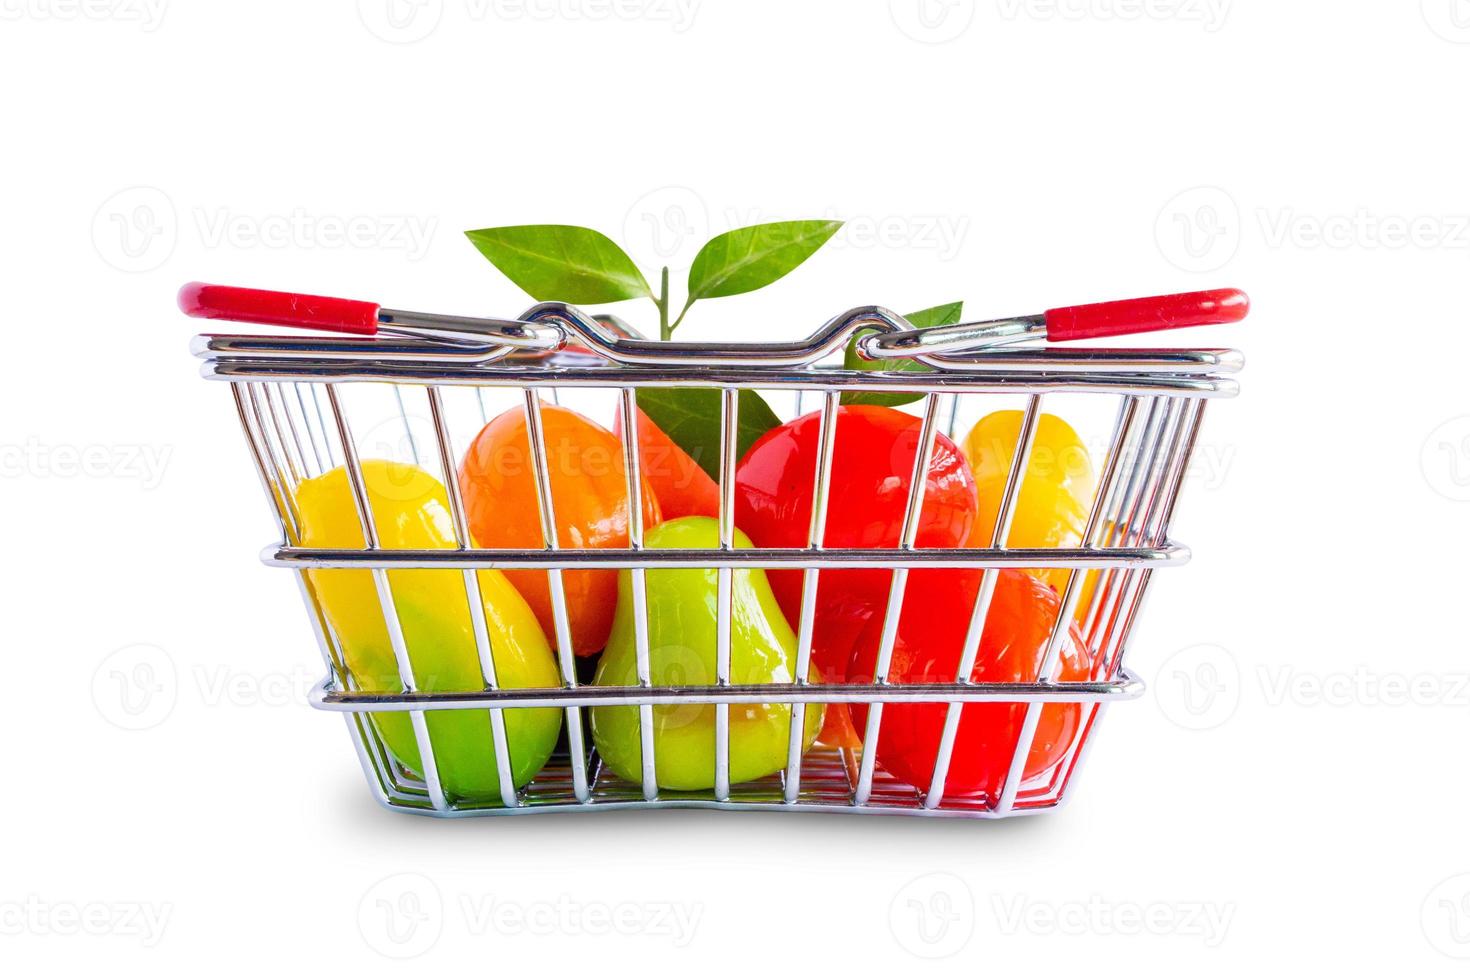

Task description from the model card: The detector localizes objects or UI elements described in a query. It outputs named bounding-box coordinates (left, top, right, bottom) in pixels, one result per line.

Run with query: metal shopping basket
left=186, top=282, right=1246, bottom=819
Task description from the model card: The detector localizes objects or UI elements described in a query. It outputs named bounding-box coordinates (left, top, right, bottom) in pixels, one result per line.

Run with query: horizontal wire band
left=357, top=796, right=1060, bottom=820
left=204, top=359, right=1239, bottom=397
left=309, top=669, right=1146, bottom=712
left=265, top=542, right=1191, bottom=570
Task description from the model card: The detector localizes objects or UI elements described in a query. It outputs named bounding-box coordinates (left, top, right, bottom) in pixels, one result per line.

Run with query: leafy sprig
left=466, top=220, right=841, bottom=341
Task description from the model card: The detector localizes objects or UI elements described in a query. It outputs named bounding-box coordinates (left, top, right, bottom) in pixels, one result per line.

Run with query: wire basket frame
left=199, top=302, right=1236, bottom=819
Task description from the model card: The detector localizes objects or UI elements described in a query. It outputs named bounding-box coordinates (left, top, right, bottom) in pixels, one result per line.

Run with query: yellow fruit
left=962, top=411, right=1096, bottom=594
left=296, top=460, right=561, bottom=803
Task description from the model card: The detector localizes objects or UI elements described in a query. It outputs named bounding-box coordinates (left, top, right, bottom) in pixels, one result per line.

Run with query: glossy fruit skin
left=736, top=406, right=977, bottom=617
left=848, top=568, right=1095, bottom=801
left=613, top=407, right=719, bottom=521
left=734, top=405, right=978, bottom=746
left=296, top=460, right=562, bottom=803
left=459, top=405, right=662, bottom=656
left=590, top=517, right=823, bottom=790
left=961, top=411, right=1095, bottom=593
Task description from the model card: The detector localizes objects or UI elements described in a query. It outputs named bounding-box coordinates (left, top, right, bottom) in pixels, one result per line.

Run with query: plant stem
left=669, top=299, right=694, bottom=335
left=657, top=266, right=671, bottom=341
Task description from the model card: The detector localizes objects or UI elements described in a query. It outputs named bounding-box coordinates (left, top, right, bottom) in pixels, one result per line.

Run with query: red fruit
left=848, top=569, right=1097, bottom=802
left=733, top=405, right=979, bottom=743
left=613, top=408, right=719, bottom=521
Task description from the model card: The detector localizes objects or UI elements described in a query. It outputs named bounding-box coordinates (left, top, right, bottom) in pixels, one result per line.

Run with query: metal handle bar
left=181, top=283, right=1248, bottom=369
left=861, top=288, right=1250, bottom=365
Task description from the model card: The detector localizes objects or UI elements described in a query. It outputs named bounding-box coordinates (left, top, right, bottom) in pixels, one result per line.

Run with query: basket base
left=356, top=739, right=1072, bottom=819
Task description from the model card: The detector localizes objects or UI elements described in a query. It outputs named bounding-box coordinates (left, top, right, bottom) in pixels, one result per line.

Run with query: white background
left=3, top=0, right=1468, bottom=973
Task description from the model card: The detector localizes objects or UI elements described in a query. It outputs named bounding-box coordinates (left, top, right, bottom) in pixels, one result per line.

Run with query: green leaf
left=635, top=388, right=783, bottom=481
left=685, top=220, right=842, bottom=304
left=840, top=301, right=964, bottom=408
left=465, top=225, right=651, bottom=304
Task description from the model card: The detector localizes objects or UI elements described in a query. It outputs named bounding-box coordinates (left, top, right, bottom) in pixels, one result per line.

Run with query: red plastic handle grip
left=177, top=282, right=380, bottom=335
left=1045, top=288, right=1249, bottom=343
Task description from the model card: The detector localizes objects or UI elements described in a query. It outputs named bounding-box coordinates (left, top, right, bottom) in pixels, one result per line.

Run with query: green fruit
left=590, top=515, right=823, bottom=790
left=296, top=461, right=562, bottom=804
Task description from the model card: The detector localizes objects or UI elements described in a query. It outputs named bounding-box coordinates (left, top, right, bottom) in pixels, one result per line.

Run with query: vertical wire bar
left=1147, top=399, right=1206, bottom=544
left=244, top=384, right=301, bottom=541
left=521, top=388, right=590, bottom=802
left=325, top=383, right=449, bottom=812
left=923, top=394, right=1043, bottom=809
left=783, top=390, right=839, bottom=803
left=1056, top=400, right=1209, bottom=809
left=1081, top=398, right=1161, bottom=640
left=1077, top=398, right=1156, bottom=640
left=291, top=383, right=326, bottom=475
left=392, top=385, right=422, bottom=466
left=1090, top=399, right=1186, bottom=665
left=261, top=384, right=305, bottom=485
left=427, top=386, right=519, bottom=808
left=1100, top=398, right=1206, bottom=679
left=475, top=386, right=491, bottom=425
left=276, top=382, right=320, bottom=481
left=853, top=393, right=944, bottom=806
left=616, top=387, right=658, bottom=801
left=1083, top=398, right=1167, bottom=649
left=249, top=382, right=402, bottom=799
left=996, top=395, right=1139, bottom=813
left=232, top=383, right=399, bottom=802
left=714, top=388, right=739, bottom=801
left=309, top=384, right=337, bottom=468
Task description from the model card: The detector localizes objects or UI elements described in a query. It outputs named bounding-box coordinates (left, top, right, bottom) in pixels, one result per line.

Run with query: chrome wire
left=617, top=387, right=658, bottom=801
left=210, top=320, right=1238, bottom=819
left=427, top=386, right=518, bottom=808
left=523, top=387, right=591, bottom=802
left=853, top=393, right=944, bottom=806
left=325, top=384, right=448, bottom=811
